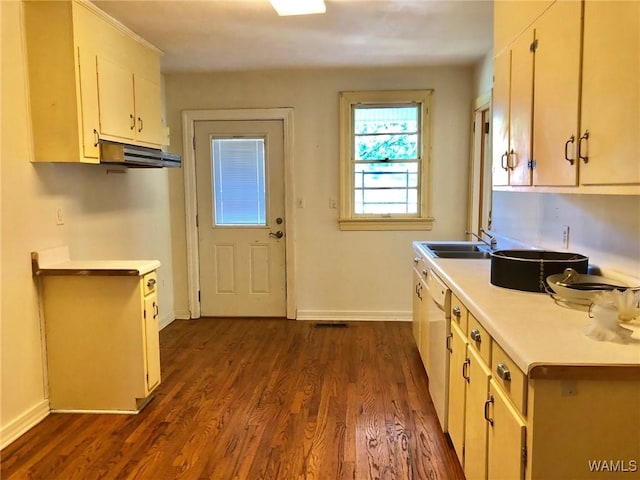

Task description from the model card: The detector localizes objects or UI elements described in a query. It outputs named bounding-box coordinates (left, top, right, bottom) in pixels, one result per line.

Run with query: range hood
left=99, top=140, right=181, bottom=168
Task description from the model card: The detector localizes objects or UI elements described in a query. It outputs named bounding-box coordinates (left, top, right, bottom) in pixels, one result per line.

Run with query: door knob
left=269, top=231, right=284, bottom=239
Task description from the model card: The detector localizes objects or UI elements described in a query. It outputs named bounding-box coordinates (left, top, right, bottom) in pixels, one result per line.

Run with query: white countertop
left=414, top=242, right=640, bottom=377
left=32, top=246, right=160, bottom=276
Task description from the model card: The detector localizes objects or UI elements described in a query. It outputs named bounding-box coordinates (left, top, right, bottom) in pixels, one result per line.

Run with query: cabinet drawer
left=491, top=342, right=527, bottom=416
left=412, top=253, right=427, bottom=279
left=468, top=314, right=492, bottom=365
left=143, top=271, right=157, bottom=296
left=450, top=294, right=468, bottom=334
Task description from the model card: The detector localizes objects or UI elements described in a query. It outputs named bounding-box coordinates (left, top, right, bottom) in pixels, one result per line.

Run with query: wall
left=492, top=192, right=640, bottom=280
left=165, top=66, right=474, bottom=319
left=0, top=1, right=176, bottom=447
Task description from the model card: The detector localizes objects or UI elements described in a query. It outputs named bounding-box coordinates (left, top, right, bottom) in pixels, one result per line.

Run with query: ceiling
left=92, top=0, right=494, bottom=73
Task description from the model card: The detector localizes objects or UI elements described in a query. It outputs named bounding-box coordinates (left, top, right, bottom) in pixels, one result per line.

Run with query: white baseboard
left=173, top=310, right=192, bottom=320
left=0, top=399, right=49, bottom=450
left=296, top=310, right=412, bottom=322
left=159, top=312, right=176, bottom=330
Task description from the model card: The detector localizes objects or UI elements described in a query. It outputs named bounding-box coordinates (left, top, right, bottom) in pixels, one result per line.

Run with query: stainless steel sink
left=420, top=242, right=492, bottom=259
left=436, top=251, right=492, bottom=259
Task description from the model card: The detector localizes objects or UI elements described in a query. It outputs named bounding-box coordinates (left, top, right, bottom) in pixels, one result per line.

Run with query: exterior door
left=195, top=120, right=286, bottom=317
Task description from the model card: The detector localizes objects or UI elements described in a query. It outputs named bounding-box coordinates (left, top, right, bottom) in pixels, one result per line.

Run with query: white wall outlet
left=562, top=225, right=570, bottom=249
left=56, top=207, right=64, bottom=226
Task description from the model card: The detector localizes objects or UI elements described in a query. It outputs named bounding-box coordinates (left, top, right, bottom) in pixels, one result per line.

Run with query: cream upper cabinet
left=492, top=29, right=534, bottom=187
left=494, top=0, right=640, bottom=191
left=23, top=0, right=164, bottom=163
left=579, top=0, right=640, bottom=185
left=532, top=0, right=582, bottom=186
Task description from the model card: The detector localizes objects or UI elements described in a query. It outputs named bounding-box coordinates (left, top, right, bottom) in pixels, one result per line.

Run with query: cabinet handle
left=470, top=328, right=482, bottom=343
left=462, top=358, right=471, bottom=382
left=153, top=301, right=159, bottom=319
left=484, top=395, right=495, bottom=426
left=130, top=114, right=135, bottom=130
left=496, top=363, right=511, bottom=381
left=507, top=149, right=515, bottom=170
left=147, top=278, right=157, bottom=289
left=452, top=306, right=461, bottom=318
left=93, top=129, right=99, bottom=147
left=500, top=151, right=509, bottom=171
left=138, top=117, right=143, bottom=133
left=446, top=333, right=453, bottom=353
left=413, top=257, right=420, bottom=264
left=564, top=135, right=575, bottom=165
left=578, top=130, right=589, bottom=163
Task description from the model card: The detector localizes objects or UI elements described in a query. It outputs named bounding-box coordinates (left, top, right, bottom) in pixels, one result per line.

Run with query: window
left=339, top=90, right=434, bottom=230
left=211, top=138, right=266, bottom=226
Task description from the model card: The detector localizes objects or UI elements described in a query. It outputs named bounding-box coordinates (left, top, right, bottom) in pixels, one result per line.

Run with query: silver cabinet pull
left=422, top=269, right=428, bottom=277
left=147, top=278, right=157, bottom=289
left=496, top=363, right=511, bottom=381
left=484, top=395, right=495, bottom=426
left=470, top=328, right=482, bottom=343
left=413, top=257, right=420, bottom=264
left=452, top=306, right=461, bottom=318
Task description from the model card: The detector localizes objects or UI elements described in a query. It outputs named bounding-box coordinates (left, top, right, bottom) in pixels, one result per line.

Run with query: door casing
left=182, top=108, right=296, bottom=319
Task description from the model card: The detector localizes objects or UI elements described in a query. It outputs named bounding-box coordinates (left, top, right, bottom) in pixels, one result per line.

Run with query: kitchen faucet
left=466, top=229, right=497, bottom=250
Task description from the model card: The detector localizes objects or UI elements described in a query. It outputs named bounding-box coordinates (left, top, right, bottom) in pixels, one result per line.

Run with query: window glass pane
left=353, top=162, right=418, bottom=214
left=355, top=189, right=418, bottom=214
left=212, top=138, right=266, bottom=226
left=354, top=106, right=419, bottom=160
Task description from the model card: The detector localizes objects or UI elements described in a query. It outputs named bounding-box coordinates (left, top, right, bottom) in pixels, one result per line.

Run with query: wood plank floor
left=1, top=318, right=464, bottom=480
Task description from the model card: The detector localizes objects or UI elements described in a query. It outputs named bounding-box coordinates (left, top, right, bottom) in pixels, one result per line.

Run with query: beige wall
left=473, top=51, right=494, bottom=99
left=165, top=66, right=474, bottom=319
left=1, top=1, right=176, bottom=446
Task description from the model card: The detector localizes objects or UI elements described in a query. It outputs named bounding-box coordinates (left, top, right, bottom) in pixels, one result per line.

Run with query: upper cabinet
left=23, top=0, right=165, bottom=163
left=580, top=0, right=640, bottom=186
left=493, top=0, right=640, bottom=192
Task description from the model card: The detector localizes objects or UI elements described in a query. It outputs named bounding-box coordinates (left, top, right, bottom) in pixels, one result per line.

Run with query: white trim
left=158, top=312, right=175, bottom=330
left=0, top=400, right=50, bottom=450
left=182, top=108, right=297, bottom=319
left=296, top=310, right=412, bottom=322
left=173, top=311, right=192, bottom=321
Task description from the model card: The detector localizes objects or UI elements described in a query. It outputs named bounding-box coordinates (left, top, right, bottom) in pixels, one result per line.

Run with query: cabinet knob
left=470, top=328, right=482, bottom=343
left=421, top=269, right=428, bottom=277
left=452, top=306, right=461, bottom=318
left=413, top=257, right=420, bottom=264
left=496, top=363, right=511, bottom=381
left=147, top=278, right=157, bottom=289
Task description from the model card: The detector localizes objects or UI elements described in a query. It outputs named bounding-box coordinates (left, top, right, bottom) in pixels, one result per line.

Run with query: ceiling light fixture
left=269, top=0, right=326, bottom=16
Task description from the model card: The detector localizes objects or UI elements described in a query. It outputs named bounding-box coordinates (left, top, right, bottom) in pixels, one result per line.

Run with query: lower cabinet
left=41, top=271, right=161, bottom=412
left=447, top=304, right=527, bottom=480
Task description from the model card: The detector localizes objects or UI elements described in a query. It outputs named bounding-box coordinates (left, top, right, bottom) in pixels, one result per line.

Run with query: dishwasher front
left=423, top=267, right=451, bottom=431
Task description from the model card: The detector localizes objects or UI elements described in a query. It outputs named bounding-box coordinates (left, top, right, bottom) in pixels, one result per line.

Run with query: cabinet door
left=144, top=292, right=161, bottom=392
left=418, top=274, right=430, bottom=369
left=487, top=381, right=526, bottom=480
left=532, top=1, right=582, bottom=186
left=508, top=29, right=534, bottom=186
left=412, top=268, right=422, bottom=348
left=97, top=55, right=135, bottom=141
left=464, top=346, right=491, bottom=480
left=492, top=50, right=511, bottom=187
left=447, top=322, right=468, bottom=464
left=133, top=75, right=163, bottom=146
left=580, top=0, right=640, bottom=185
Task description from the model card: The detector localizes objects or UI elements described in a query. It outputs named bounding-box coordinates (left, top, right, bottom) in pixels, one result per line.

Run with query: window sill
left=339, top=218, right=435, bottom=231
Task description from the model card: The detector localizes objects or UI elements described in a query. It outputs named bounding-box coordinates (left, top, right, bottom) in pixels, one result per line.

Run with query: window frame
left=339, top=89, right=434, bottom=231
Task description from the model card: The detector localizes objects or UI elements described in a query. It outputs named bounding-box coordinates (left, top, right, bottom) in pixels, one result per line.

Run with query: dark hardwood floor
left=1, top=318, right=464, bottom=480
